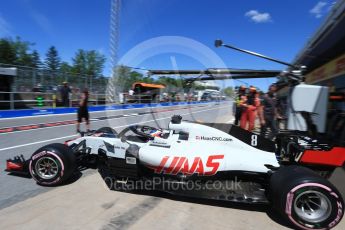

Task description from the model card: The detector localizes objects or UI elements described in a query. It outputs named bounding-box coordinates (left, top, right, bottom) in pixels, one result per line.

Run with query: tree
left=114, top=65, right=136, bottom=91
left=44, top=46, right=61, bottom=72
left=85, top=50, right=106, bottom=77
left=222, top=86, right=234, bottom=97
left=0, top=38, right=16, bottom=64
left=113, top=65, right=150, bottom=92
left=72, top=49, right=106, bottom=77
left=72, top=49, right=87, bottom=75
left=12, top=36, right=34, bottom=66
left=31, top=50, right=42, bottom=69
left=60, top=61, right=73, bottom=74
left=0, top=37, right=43, bottom=67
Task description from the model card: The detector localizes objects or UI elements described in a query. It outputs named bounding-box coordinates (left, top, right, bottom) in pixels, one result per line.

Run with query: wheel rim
left=293, top=190, right=332, bottom=223
left=35, top=157, right=59, bottom=179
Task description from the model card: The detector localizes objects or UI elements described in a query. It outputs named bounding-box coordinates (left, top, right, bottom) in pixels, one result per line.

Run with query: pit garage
left=0, top=67, right=16, bottom=110
left=292, top=0, right=345, bottom=111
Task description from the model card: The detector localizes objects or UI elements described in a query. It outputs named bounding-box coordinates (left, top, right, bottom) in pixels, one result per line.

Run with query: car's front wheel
left=29, top=143, right=76, bottom=186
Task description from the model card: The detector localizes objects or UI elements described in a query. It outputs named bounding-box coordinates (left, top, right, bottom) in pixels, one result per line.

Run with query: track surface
left=0, top=102, right=344, bottom=230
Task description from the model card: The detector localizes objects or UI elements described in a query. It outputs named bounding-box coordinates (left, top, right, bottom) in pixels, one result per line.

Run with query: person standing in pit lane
left=60, top=82, right=71, bottom=107
left=234, top=85, right=247, bottom=126
left=76, top=89, right=90, bottom=133
left=240, top=86, right=260, bottom=132
left=260, top=84, right=280, bottom=140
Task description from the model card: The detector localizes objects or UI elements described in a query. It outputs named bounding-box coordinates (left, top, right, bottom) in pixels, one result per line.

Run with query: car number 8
left=251, top=135, right=257, bottom=146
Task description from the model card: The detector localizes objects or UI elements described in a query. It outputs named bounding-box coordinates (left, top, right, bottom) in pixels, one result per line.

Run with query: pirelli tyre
left=29, top=143, right=76, bottom=186
left=270, top=165, right=344, bottom=230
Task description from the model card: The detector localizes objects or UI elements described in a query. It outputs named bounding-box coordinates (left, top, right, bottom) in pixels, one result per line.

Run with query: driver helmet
left=150, top=129, right=163, bottom=138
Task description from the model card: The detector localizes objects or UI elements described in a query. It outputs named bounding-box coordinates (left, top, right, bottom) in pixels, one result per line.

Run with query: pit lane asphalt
left=0, top=102, right=233, bottom=210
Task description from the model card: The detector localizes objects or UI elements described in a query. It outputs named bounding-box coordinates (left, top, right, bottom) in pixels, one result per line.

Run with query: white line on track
left=0, top=104, right=217, bottom=136
left=0, top=105, right=229, bottom=151
left=0, top=135, right=78, bottom=152
left=89, top=118, right=100, bottom=121
left=227, top=118, right=235, bottom=124
left=123, top=113, right=139, bottom=117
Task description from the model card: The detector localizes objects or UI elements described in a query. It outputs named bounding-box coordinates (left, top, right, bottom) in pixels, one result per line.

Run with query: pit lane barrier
left=0, top=101, right=225, bottom=119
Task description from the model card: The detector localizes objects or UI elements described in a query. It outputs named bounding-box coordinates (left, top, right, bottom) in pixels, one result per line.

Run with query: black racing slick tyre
left=29, top=143, right=76, bottom=186
left=269, top=166, right=344, bottom=230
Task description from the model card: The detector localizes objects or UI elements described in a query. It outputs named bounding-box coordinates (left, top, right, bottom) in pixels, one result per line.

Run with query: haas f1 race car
left=6, top=115, right=345, bottom=230
left=5, top=40, right=345, bottom=230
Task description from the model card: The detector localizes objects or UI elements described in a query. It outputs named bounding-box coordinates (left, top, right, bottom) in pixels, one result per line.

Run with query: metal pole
left=107, top=0, right=121, bottom=104
left=10, top=92, right=14, bottom=110
left=215, top=39, right=297, bottom=68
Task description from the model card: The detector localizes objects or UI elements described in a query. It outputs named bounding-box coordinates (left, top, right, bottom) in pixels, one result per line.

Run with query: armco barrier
left=0, top=101, right=222, bottom=119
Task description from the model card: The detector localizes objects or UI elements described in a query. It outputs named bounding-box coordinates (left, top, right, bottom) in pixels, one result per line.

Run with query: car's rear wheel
left=269, top=165, right=344, bottom=229
left=29, top=143, right=76, bottom=186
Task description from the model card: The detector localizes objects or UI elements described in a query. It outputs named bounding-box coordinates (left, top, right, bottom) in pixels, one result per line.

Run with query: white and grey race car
left=6, top=115, right=344, bottom=230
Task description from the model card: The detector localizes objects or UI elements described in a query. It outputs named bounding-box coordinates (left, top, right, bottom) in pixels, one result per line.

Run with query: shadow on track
left=107, top=188, right=293, bottom=229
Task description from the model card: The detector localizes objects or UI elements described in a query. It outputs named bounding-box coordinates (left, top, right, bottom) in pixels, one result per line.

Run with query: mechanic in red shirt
left=240, top=86, right=260, bottom=132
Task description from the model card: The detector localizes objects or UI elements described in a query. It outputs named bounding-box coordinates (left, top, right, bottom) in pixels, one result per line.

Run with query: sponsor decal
left=195, top=136, right=232, bottom=142
left=152, top=140, right=168, bottom=145
left=306, top=53, right=345, bottom=84
left=329, top=201, right=343, bottom=228
left=103, top=142, right=126, bottom=153
left=154, top=155, right=224, bottom=176
left=33, top=111, right=54, bottom=115
left=32, top=151, right=49, bottom=160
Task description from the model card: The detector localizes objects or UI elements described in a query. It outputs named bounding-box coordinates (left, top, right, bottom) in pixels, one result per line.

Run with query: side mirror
left=215, top=39, right=223, bottom=48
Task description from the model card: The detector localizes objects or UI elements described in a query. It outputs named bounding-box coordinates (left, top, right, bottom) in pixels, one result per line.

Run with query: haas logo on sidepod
left=154, top=155, right=224, bottom=176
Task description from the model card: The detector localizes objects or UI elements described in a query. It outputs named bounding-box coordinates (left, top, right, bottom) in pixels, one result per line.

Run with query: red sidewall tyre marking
left=285, top=182, right=343, bottom=230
